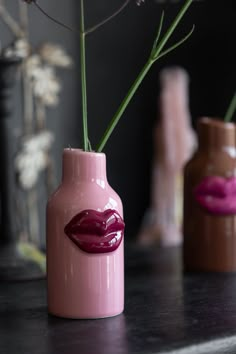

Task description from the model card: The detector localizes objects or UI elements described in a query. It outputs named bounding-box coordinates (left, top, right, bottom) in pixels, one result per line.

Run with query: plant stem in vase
left=26, top=0, right=195, bottom=151
left=80, top=0, right=89, bottom=151
left=22, top=0, right=196, bottom=317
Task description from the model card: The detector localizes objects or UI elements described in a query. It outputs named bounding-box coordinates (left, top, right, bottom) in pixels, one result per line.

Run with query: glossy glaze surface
left=184, top=118, right=236, bottom=272
left=64, top=209, right=125, bottom=253
left=46, top=149, right=124, bottom=318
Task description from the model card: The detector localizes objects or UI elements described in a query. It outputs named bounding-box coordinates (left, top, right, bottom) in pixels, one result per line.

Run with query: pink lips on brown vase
left=64, top=209, right=125, bottom=254
left=194, top=176, right=236, bottom=215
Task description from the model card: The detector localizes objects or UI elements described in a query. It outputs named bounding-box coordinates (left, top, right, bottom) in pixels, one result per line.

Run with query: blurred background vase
left=0, top=56, right=45, bottom=281
left=184, top=117, right=236, bottom=272
left=138, top=67, right=196, bottom=247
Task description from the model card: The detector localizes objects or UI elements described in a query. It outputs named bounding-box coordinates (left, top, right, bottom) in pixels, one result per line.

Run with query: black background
left=0, top=0, right=235, bottom=240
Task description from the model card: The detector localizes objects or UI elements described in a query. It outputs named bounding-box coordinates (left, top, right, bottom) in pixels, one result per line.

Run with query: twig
left=85, top=0, right=131, bottom=35
left=32, top=0, right=79, bottom=34
left=16, top=1, right=35, bottom=135
left=0, top=0, right=24, bottom=37
left=35, top=98, right=46, bottom=130
left=24, top=0, right=131, bottom=36
left=18, top=0, right=29, bottom=37
left=27, top=189, right=40, bottom=244
left=21, top=64, right=34, bottom=134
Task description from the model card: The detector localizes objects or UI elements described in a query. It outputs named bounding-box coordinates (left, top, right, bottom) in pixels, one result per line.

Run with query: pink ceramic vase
left=46, top=149, right=124, bottom=318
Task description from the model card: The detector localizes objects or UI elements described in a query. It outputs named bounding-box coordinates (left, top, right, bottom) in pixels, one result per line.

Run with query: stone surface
left=1, top=245, right=236, bottom=353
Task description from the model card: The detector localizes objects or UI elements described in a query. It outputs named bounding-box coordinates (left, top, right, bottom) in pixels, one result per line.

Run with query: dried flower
left=39, top=43, right=73, bottom=67
left=33, top=66, right=61, bottom=106
left=4, top=39, right=30, bottom=58
left=15, top=131, right=54, bottom=189
left=22, top=131, right=54, bottom=152
left=25, top=57, right=61, bottom=106
left=25, top=54, right=41, bottom=73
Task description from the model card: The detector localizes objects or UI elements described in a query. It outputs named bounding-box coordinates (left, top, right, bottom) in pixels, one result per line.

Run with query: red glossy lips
left=194, top=176, right=236, bottom=215
left=64, top=209, right=125, bottom=253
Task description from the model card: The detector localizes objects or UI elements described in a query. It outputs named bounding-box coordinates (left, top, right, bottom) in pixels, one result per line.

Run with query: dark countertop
left=1, top=245, right=236, bottom=354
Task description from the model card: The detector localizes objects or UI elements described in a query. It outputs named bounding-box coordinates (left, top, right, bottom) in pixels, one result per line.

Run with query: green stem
left=152, top=0, right=193, bottom=60
left=224, top=92, right=236, bottom=123
left=96, top=59, right=153, bottom=152
left=80, top=0, right=88, bottom=151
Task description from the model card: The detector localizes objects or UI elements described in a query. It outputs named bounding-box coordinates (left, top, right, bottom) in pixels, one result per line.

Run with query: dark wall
left=1, top=0, right=236, bottom=240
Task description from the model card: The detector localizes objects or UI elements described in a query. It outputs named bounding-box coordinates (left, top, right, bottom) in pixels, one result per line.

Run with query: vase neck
left=62, top=149, right=107, bottom=183
left=197, top=117, right=236, bottom=152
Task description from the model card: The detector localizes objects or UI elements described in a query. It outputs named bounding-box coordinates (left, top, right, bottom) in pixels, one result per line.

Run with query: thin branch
left=151, top=0, right=193, bottom=60
left=27, top=189, right=40, bottom=244
left=154, top=24, right=195, bottom=61
left=18, top=1, right=34, bottom=134
left=33, top=0, right=79, bottom=35
left=21, top=63, right=34, bottom=134
left=18, top=0, right=29, bottom=37
left=151, top=11, right=165, bottom=57
left=224, top=92, right=236, bottom=123
left=85, top=0, right=131, bottom=35
left=87, top=138, right=93, bottom=152
left=35, top=98, right=46, bottom=130
left=26, top=0, right=131, bottom=37
left=0, top=1, right=24, bottom=37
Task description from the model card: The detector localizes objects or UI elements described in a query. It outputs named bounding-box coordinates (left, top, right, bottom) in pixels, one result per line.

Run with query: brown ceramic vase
left=183, top=117, right=236, bottom=272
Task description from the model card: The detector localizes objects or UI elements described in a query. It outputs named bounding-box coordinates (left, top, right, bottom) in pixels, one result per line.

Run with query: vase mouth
left=199, top=117, right=235, bottom=129
left=197, top=117, right=236, bottom=149
left=62, top=148, right=107, bottom=182
left=63, top=148, right=105, bottom=158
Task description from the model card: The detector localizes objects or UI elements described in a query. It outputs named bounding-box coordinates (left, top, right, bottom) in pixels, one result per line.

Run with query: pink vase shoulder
left=46, top=149, right=124, bottom=318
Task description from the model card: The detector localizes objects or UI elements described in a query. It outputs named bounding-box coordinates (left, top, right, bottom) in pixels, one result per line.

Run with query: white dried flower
left=39, top=43, right=73, bottom=68
left=22, top=130, right=54, bottom=153
left=25, top=55, right=41, bottom=75
left=15, top=131, right=54, bottom=190
left=28, top=63, right=61, bottom=106
left=4, top=39, right=30, bottom=59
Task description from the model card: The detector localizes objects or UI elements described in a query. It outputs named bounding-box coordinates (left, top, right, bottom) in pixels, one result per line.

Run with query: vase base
left=183, top=263, right=236, bottom=273
left=48, top=309, right=124, bottom=320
